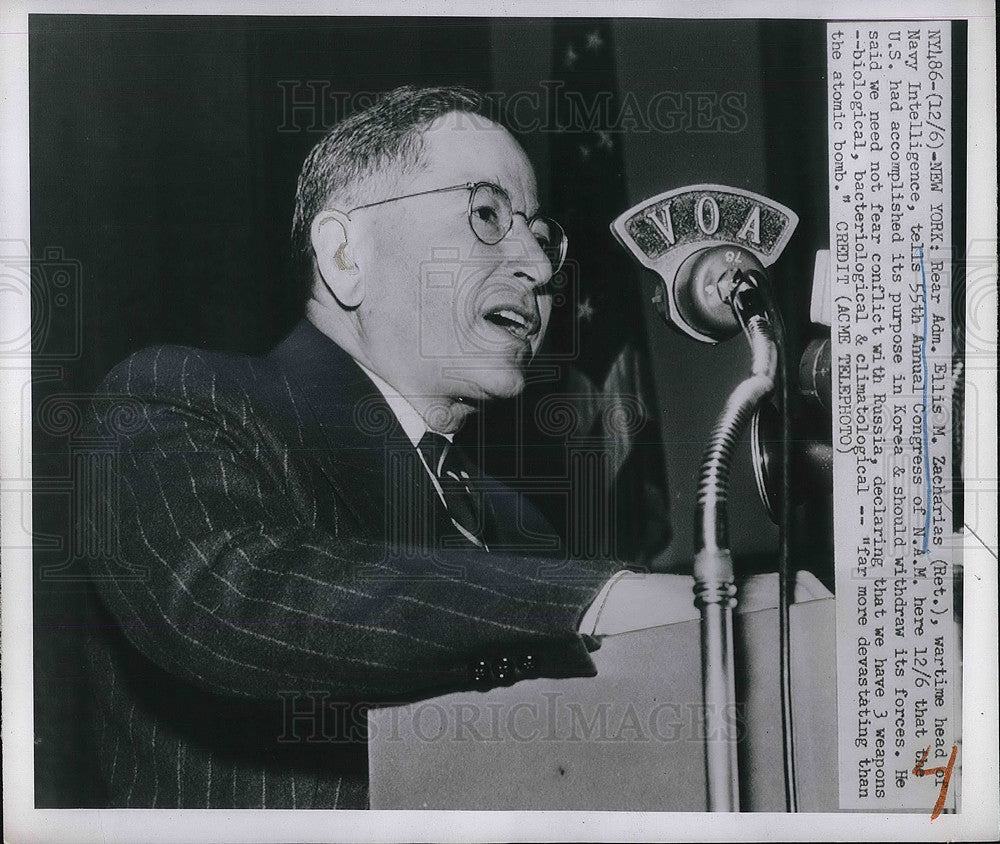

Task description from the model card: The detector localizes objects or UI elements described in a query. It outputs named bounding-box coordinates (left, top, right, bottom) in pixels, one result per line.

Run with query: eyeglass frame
left=345, top=181, right=567, bottom=275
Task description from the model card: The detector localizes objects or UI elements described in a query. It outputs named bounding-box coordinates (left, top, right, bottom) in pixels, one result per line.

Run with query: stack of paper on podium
left=369, top=573, right=837, bottom=811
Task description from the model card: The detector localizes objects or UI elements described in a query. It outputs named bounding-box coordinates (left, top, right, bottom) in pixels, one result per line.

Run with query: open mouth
left=483, top=307, right=538, bottom=342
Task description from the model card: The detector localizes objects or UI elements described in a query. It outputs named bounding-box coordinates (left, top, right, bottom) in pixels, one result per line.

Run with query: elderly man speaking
left=84, top=85, right=684, bottom=810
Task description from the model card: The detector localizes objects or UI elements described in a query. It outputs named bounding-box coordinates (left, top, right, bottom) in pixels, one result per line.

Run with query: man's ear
left=310, top=209, right=364, bottom=308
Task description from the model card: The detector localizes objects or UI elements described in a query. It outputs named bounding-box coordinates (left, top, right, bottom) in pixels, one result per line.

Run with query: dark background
left=30, top=15, right=839, bottom=806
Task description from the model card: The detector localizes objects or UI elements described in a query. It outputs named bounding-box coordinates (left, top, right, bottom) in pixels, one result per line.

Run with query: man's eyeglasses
left=348, top=182, right=567, bottom=276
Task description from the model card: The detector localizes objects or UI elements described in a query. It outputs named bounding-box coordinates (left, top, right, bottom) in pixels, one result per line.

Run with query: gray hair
left=291, top=85, right=494, bottom=288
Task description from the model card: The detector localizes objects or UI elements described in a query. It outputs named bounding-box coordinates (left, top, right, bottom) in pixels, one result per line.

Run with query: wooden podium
left=369, top=594, right=837, bottom=811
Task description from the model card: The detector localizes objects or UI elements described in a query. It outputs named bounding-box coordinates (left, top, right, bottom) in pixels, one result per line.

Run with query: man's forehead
left=414, top=112, right=538, bottom=207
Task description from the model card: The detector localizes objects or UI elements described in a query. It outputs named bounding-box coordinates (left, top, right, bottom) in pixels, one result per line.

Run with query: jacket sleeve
left=86, top=347, right=621, bottom=704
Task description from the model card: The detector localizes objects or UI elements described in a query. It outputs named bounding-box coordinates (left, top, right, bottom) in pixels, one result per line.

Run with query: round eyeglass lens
left=469, top=183, right=566, bottom=274
left=528, top=218, right=566, bottom=274
left=468, top=184, right=512, bottom=245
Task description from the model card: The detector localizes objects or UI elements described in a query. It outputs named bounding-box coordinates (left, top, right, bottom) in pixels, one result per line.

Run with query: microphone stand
left=693, top=274, right=778, bottom=811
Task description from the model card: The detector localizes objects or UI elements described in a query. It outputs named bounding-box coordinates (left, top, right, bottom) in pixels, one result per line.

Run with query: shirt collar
left=353, top=361, right=453, bottom=448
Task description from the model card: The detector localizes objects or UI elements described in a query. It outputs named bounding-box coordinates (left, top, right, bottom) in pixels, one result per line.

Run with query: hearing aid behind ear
left=317, top=211, right=358, bottom=273
left=334, top=241, right=356, bottom=272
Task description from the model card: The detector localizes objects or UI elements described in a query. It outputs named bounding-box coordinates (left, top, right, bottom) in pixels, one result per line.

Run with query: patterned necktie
left=417, top=431, right=490, bottom=549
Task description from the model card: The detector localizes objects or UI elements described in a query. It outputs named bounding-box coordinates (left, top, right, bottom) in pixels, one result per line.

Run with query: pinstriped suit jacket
left=84, top=318, right=619, bottom=809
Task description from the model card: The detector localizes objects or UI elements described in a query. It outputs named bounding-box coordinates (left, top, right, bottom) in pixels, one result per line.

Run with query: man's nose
left=503, top=215, right=553, bottom=288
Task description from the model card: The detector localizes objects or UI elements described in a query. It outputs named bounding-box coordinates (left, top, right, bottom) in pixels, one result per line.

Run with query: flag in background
left=475, top=20, right=672, bottom=565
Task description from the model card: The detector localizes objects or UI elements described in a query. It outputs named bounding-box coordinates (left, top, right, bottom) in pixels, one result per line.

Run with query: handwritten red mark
left=912, top=744, right=958, bottom=820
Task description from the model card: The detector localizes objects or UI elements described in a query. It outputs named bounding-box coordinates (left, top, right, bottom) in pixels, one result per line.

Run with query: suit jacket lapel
left=265, top=319, right=459, bottom=550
